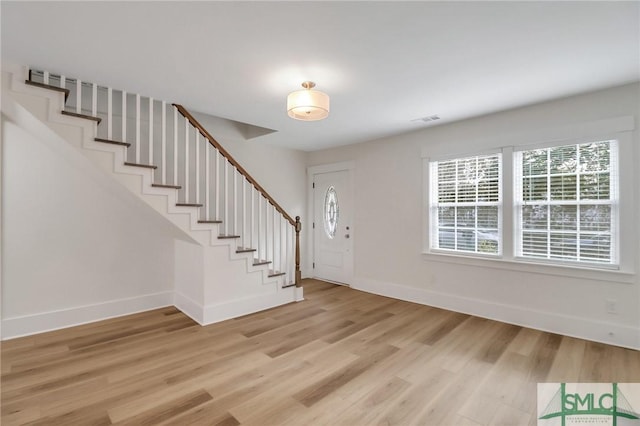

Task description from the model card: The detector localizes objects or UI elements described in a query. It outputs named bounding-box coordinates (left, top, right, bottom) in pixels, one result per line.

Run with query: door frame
left=306, top=161, right=355, bottom=285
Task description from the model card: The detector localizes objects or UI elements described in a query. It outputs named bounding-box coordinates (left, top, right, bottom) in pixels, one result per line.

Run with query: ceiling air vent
left=412, top=115, right=440, bottom=123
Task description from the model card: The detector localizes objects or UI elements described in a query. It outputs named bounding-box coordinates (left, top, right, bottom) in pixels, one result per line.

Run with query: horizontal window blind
left=515, top=140, right=618, bottom=264
left=430, top=153, right=502, bottom=255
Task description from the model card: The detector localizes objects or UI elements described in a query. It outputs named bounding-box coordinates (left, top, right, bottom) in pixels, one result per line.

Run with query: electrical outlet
left=606, top=299, right=618, bottom=314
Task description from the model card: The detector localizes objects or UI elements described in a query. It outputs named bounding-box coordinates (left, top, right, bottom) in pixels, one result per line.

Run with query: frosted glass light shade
left=287, top=84, right=330, bottom=121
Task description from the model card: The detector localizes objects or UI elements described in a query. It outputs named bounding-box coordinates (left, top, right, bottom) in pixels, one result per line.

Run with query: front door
left=313, top=169, right=353, bottom=285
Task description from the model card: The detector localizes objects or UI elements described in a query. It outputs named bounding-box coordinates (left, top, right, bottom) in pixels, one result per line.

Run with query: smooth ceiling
left=2, top=1, right=638, bottom=151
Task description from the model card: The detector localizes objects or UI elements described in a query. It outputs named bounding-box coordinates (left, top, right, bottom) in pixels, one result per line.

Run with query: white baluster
left=286, top=223, right=291, bottom=284
left=195, top=132, right=200, bottom=204
left=233, top=168, right=238, bottom=236
left=269, top=205, right=274, bottom=269
left=272, top=206, right=277, bottom=271
left=76, top=78, right=81, bottom=114
left=290, top=225, right=294, bottom=282
left=283, top=220, right=287, bottom=282
left=205, top=143, right=210, bottom=220
left=173, top=107, right=178, bottom=186
left=43, top=71, right=49, bottom=85
left=92, top=83, right=97, bottom=117
left=224, top=160, right=229, bottom=235
left=242, top=178, right=247, bottom=249
left=107, top=87, right=113, bottom=140
left=161, top=101, right=166, bottom=185
left=122, top=90, right=127, bottom=145
left=135, top=94, right=140, bottom=163
left=257, top=194, right=262, bottom=261
left=281, top=216, right=285, bottom=276
left=60, top=75, right=65, bottom=89
left=272, top=205, right=276, bottom=267
left=148, top=97, right=154, bottom=166
left=280, top=216, right=285, bottom=277
left=266, top=200, right=270, bottom=264
left=272, top=205, right=276, bottom=269
left=184, top=118, right=190, bottom=203
left=215, top=150, right=220, bottom=221
left=250, top=186, right=255, bottom=251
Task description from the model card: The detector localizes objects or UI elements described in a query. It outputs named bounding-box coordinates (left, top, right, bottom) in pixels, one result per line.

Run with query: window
left=515, top=140, right=618, bottom=264
left=324, top=185, right=339, bottom=239
left=429, top=153, right=501, bottom=255
left=426, top=138, right=622, bottom=270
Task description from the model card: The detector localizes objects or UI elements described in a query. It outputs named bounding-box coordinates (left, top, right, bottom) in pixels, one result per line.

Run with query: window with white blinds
left=430, top=153, right=501, bottom=255
left=514, top=140, right=618, bottom=264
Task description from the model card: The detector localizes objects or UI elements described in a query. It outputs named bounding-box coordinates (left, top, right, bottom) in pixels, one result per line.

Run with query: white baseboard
left=1, top=291, right=174, bottom=340
left=1, top=287, right=304, bottom=340
left=173, top=291, right=205, bottom=325
left=353, top=277, right=640, bottom=350
left=203, top=286, right=298, bottom=325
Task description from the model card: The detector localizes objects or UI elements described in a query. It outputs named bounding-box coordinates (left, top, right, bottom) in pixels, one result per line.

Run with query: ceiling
left=2, top=1, right=638, bottom=151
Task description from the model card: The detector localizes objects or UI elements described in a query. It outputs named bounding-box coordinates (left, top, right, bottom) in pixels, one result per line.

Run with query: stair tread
left=61, top=110, right=102, bottom=124
left=176, top=203, right=203, bottom=207
left=253, top=259, right=271, bottom=266
left=282, top=283, right=296, bottom=288
left=198, top=220, right=222, bottom=224
left=151, top=183, right=182, bottom=189
left=236, top=247, right=257, bottom=253
left=95, top=137, right=131, bottom=147
left=218, top=235, right=241, bottom=239
left=25, top=80, right=70, bottom=100
left=124, top=162, right=158, bottom=169
left=268, top=270, right=286, bottom=277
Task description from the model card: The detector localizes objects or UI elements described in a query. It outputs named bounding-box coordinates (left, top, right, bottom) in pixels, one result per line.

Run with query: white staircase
left=2, top=65, right=303, bottom=328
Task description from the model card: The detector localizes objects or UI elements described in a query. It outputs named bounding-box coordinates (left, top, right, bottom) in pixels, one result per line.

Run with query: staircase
left=2, top=65, right=303, bottom=329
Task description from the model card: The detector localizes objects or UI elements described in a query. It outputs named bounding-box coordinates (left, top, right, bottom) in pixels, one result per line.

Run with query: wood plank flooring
left=2, top=279, right=639, bottom=425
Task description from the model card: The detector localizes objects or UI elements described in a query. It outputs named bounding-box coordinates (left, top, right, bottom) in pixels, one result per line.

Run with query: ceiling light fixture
left=287, top=81, right=329, bottom=121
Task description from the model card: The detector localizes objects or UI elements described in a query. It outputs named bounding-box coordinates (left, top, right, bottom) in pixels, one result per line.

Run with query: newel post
left=295, top=216, right=302, bottom=287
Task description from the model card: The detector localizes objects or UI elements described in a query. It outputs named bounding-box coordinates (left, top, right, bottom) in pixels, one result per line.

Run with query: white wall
left=308, top=83, right=640, bottom=349
left=1, top=107, right=190, bottom=338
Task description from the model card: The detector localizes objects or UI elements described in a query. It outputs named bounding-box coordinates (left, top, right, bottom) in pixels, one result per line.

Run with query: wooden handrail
left=174, top=104, right=295, bottom=226
left=174, top=104, right=301, bottom=286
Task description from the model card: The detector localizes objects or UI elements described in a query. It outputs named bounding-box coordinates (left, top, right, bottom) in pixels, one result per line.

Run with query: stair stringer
left=3, top=66, right=302, bottom=326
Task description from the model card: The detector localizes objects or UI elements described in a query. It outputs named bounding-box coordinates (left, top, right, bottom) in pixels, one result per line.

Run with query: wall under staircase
left=1, top=65, right=305, bottom=339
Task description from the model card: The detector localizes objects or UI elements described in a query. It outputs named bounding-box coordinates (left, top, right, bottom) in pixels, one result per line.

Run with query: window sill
left=421, top=251, right=635, bottom=284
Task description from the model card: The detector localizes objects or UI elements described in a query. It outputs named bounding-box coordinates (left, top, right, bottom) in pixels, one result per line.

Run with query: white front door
left=313, top=169, right=353, bottom=285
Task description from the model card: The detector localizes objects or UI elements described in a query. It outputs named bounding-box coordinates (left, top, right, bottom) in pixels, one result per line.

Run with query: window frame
left=422, top=124, right=633, bottom=279
left=427, top=150, right=503, bottom=258
left=513, top=139, right=619, bottom=267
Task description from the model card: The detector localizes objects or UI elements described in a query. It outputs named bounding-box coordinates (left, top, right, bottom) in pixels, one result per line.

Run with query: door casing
left=306, top=161, right=355, bottom=285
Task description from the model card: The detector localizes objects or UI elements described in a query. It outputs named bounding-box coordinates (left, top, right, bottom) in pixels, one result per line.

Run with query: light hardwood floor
left=2, top=279, right=639, bottom=425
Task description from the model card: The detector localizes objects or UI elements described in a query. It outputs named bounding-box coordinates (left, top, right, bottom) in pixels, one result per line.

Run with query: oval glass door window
left=324, top=186, right=339, bottom=239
